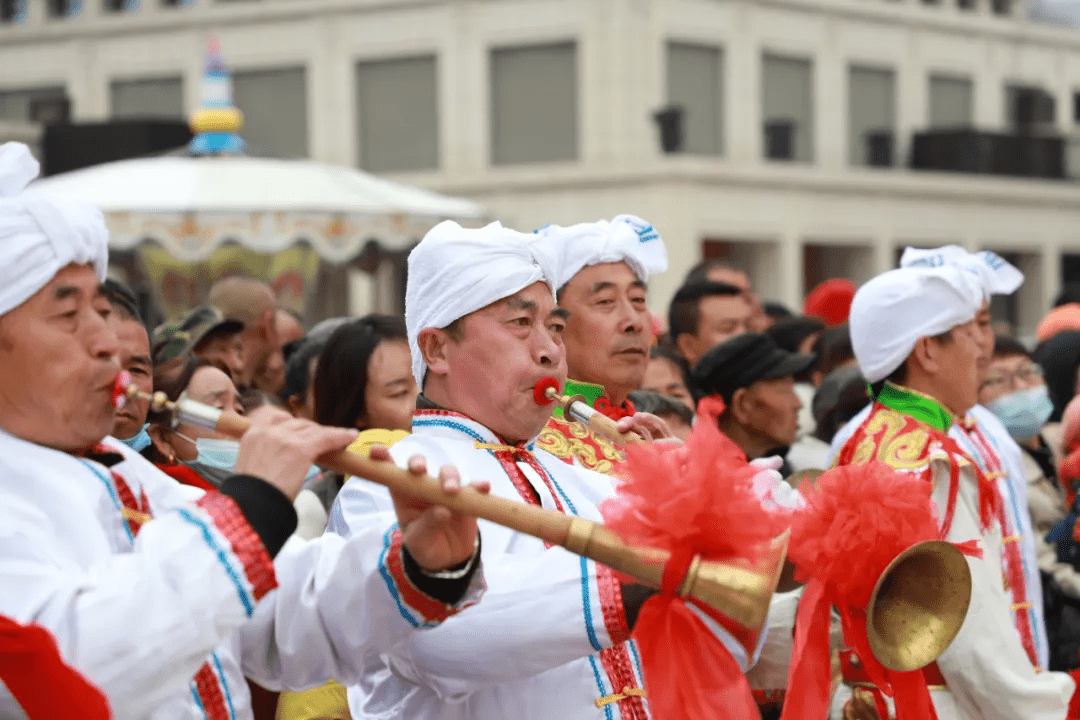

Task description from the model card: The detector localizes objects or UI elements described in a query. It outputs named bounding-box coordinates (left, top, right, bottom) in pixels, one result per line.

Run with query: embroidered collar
left=412, top=397, right=540, bottom=449
left=876, top=382, right=954, bottom=433
left=556, top=378, right=635, bottom=420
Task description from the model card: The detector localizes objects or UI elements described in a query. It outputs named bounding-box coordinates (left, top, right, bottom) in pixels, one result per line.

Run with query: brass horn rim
left=865, top=539, right=972, bottom=673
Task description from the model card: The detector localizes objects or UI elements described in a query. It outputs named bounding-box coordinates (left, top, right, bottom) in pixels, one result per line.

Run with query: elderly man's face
left=973, top=301, right=994, bottom=378
left=929, top=320, right=983, bottom=416
left=736, top=375, right=802, bottom=448
left=0, top=265, right=120, bottom=451
left=429, top=282, right=566, bottom=443
left=559, top=262, right=650, bottom=395
left=107, top=313, right=152, bottom=441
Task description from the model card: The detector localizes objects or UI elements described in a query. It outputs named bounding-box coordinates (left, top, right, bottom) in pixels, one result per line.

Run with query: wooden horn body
left=148, top=391, right=784, bottom=635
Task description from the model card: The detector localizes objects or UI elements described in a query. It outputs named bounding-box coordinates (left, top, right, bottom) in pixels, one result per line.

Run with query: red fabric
left=594, top=396, right=635, bottom=421
left=1067, top=669, right=1080, bottom=720
left=0, top=616, right=111, bottom=719
left=803, top=278, right=856, bottom=326
left=196, top=492, right=278, bottom=603
left=600, top=394, right=785, bottom=720
left=155, top=463, right=216, bottom=492
left=781, top=463, right=948, bottom=720
left=633, top=596, right=760, bottom=720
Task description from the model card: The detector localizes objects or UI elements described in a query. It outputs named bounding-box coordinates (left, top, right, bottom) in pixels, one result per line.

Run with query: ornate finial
left=188, top=36, right=246, bottom=155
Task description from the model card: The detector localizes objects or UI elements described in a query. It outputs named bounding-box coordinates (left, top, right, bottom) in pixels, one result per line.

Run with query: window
left=1, top=0, right=23, bottom=22
left=1006, top=84, right=1055, bottom=131
left=929, top=75, right=973, bottom=128
left=762, top=54, right=813, bottom=162
left=110, top=77, right=184, bottom=120
left=356, top=55, right=439, bottom=173
left=233, top=67, right=308, bottom=158
left=490, top=42, right=577, bottom=165
left=666, top=42, right=723, bottom=155
left=0, top=86, right=69, bottom=122
left=47, top=0, right=72, bottom=17
left=849, top=65, right=896, bottom=167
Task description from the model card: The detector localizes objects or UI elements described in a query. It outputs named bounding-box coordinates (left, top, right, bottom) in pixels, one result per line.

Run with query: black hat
left=690, top=333, right=816, bottom=402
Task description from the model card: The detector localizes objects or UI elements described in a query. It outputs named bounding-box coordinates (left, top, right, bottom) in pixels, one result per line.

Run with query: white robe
left=329, top=410, right=759, bottom=720
left=0, top=429, right=481, bottom=720
left=830, top=403, right=1049, bottom=669
left=830, top=413, right=1070, bottom=719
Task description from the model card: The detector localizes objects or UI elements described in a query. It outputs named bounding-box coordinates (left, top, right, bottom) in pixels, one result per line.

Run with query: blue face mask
left=118, top=424, right=152, bottom=453
left=179, top=435, right=321, bottom=485
left=987, top=385, right=1054, bottom=442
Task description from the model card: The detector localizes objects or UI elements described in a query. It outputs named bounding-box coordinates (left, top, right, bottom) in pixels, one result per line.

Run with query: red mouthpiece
left=111, top=371, right=131, bottom=410
left=533, top=377, right=560, bottom=406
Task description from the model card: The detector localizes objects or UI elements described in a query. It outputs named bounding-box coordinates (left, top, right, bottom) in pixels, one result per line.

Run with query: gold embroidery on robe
left=537, top=417, right=623, bottom=475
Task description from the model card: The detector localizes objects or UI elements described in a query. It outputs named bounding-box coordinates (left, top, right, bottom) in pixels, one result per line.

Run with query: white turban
left=0, top=143, right=108, bottom=316
left=533, top=214, right=668, bottom=290
left=405, top=220, right=558, bottom=385
left=900, top=245, right=1023, bottom=299
left=850, top=266, right=985, bottom=383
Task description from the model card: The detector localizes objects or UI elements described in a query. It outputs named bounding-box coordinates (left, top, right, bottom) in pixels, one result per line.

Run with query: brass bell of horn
left=866, top=540, right=972, bottom=672
left=677, top=532, right=791, bottom=634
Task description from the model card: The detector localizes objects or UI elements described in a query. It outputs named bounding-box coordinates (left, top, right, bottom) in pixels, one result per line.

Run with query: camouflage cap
left=151, top=306, right=244, bottom=366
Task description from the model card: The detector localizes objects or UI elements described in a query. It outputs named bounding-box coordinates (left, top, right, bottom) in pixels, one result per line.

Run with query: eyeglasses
left=980, top=364, right=1044, bottom=393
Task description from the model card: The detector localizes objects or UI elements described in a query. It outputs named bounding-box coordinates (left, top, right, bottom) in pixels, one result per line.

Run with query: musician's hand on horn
left=615, top=412, right=675, bottom=442
left=235, top=406, right=359, bottom=501
left=371, top=445, right=491, bottom=573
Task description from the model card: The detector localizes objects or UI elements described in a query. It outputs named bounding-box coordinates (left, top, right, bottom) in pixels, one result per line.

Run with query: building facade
left=3, top=0, right=1080, bottom=334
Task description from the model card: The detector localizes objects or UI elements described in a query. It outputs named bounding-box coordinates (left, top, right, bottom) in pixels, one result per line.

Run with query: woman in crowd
left=308, top=315, right=418, bottom=511
left=145, top=357, right=245, bottom=491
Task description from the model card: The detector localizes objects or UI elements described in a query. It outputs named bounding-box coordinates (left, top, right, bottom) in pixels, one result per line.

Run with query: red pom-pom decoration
left=532, top=377, right=559, bottom=406
left=111, top=371, right=131, bottom=410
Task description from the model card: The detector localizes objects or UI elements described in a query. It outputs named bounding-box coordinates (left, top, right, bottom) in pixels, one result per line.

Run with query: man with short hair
left=685, top=259, right=767, bottom=331
left=690, top=333, right=814, bottom=461
left=0, top=142, right=486, bottom=718
left=642, top=346, right=693, bottom=410
left=668, top=280, right=751, bottom=367
left=332, top=220, right=748, bottom=720
left=255, top=308, right=306, bottom=395
left=832, top=263, right=1072, bottom=719
left=532, top=215, right=671, bottom=471
left=209, top=276, right=279, bottom=387
left=101, top=279, right=153, bottom=453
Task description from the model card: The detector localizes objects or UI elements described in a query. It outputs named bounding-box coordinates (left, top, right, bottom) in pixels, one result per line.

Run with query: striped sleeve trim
left=596, top=565, right=632, bottom=646
left=379, top=526, right=473, bottom=627
left=194, top=492, right=278, bottom=603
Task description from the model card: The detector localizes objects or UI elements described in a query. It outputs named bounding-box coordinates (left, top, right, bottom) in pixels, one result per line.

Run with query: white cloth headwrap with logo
left=405, top=220, right=559, bottom=385
left=900, top=245, right=1023, bottom=299
left=850, top=265, right=985, bottom=383
left=533, top=214, right=668, bottom=290
left=0, top=142, right=108, bottom=316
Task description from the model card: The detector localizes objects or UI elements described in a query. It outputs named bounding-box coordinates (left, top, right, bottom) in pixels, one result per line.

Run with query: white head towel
left=850, top=265, right=985, bottom=383
left=900, top=245, right=1023, bottom=299
left=405, top=220, right=558, bottom=386
left=0, top=142, right=108, bottom=316
left=533, top=214, right=668, bottom=291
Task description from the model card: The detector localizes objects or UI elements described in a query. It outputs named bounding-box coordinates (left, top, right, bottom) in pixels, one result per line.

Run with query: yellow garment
left=276, top=680, right=350, bottom=720
left=347, top=428, right=411, bottom=456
